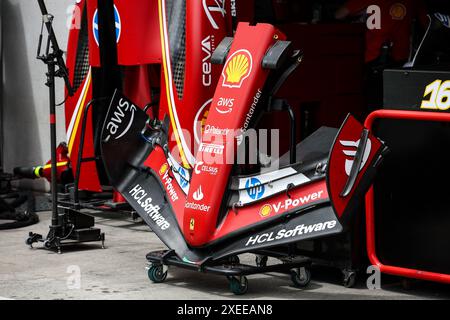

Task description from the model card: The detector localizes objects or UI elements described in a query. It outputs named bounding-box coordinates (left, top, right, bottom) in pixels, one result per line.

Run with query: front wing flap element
left=327, top=114, right=388, bottom=225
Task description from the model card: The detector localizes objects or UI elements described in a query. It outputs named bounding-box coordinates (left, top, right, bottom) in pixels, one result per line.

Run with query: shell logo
left=259, top=204, right=272, bottom=218
left=390, top=3, right=407, bottom=20
left=159, top=163, right=169, bottom=176
left=222, top=49, right=253, bottom=88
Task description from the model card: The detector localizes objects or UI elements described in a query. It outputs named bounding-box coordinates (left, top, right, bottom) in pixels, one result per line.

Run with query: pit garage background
left=1, top=0, right=73, bottom=191
left=1, top=0, right=450, bottom=297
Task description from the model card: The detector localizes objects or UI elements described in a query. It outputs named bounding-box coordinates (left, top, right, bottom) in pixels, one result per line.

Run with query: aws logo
left=104, top=96, right=137, bottom=142
left=222, top=50, right=253, bottom=89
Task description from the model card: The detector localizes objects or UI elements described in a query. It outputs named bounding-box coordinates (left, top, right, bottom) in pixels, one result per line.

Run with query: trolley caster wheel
left=342, top=270, right=357, bottom=288
left=228, top=276, right=248, bottom=295
left=25, top=238, right=33, bottom=247
left=255, top=255, right=268, bottom=268
left=43, top=240, right=52, bottom=249
left=290, top=267, right=311, bottom=288
left=26, top=233, right=42, bottom=247
left=147, top=265, right=168, bottom=283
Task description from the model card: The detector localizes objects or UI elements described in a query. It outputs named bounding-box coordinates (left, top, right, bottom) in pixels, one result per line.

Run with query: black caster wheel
left=342, top=271, right=357, bottom=288
left=147, top=265, right=168, bottom=283
left=229, top=276, right=248, bottom=295
left=255, top=255, right=268, bottom=267
left=25, top=238, right=33, bottom=247
left=43, top=240, right=52, bottom=249
left=290, top=267, right=311, bottom=288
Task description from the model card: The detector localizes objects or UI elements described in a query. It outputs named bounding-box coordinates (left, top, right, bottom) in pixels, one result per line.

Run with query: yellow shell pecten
left=225, top=53, right=250, bottom=84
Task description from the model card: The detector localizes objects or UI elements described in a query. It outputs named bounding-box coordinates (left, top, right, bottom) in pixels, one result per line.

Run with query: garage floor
left=1, top=211, right=450, bottom=300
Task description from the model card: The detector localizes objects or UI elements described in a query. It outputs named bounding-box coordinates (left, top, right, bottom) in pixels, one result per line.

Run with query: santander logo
left=193, top=186, right=204, bottom=201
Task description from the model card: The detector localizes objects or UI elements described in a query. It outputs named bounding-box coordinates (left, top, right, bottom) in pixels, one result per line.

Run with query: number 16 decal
left=421, top=80, right=450, bottom=110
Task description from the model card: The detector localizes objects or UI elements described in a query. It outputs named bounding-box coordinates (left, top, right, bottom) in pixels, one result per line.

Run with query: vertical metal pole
left=48, top=61, right=58, bottom=227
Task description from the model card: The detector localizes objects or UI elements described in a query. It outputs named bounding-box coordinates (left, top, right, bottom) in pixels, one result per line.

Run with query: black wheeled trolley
left=146, top=250, right=312, bottom=295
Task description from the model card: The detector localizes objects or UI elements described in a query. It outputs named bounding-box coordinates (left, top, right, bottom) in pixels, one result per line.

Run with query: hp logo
left=245, top=178, right=264, bottom=200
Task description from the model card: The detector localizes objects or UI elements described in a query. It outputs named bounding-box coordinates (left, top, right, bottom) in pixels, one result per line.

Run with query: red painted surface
left=183, top=23, right=284, bottom=246
left=328, top=115, right=382, bottom=218
left=65, top=0, right=102, bottom=192
left=157, top=0, right=228, bottom=167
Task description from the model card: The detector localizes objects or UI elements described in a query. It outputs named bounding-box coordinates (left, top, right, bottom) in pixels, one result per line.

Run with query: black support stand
left=26, top=0, right=104, bottom=253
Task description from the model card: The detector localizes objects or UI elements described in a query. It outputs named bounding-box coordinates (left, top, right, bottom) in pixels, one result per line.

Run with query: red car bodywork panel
left=65, top=0, right=102, bottom=192
left=327, top=115, right=383, bottom=218
left=157, top=0, right=228, bottom=168
left=87, top=0, right=162, bottom=67
left=183, top=23, right=284, bottom=246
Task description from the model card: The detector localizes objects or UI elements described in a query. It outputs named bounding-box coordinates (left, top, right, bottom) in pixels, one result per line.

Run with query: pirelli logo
left=199, top=143, right=224, bottom=155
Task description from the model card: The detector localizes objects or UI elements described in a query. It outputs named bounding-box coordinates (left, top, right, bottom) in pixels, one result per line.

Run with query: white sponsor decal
left=128, top=184, right=170, bottom=230
left=202, top=0, right=226, bottom=30
left=201, top=35, right=214, bottom=87
left=194, top=161, right=218, bottom=175
left=237, top=167, right=297, bottom=189
left=104, top=98, right=136, bottom=142
left=185, top=201, right=211, bottom=212
left=204, top=125, right=230, bottom=136
left=340, top=139, right=372, bottom=176
left=237, top=172, right=310, bottom=206
left=216, top=97, right=235, bottom=114
left=272, top=190, right=325, bottom=213
left=199, top=143, right=224, bottom=155
left=193, top=186, right=204, bottom=201
left=161, top=168, right=179, bottom=202
left=245, top=220, right=337, bottom=246
left=242, top=89, right=262, bottom=132
left=230, top=0, right=237, bottom=16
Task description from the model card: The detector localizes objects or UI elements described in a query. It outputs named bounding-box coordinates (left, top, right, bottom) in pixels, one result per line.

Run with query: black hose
left=0, top=192, right=39, bottom=230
